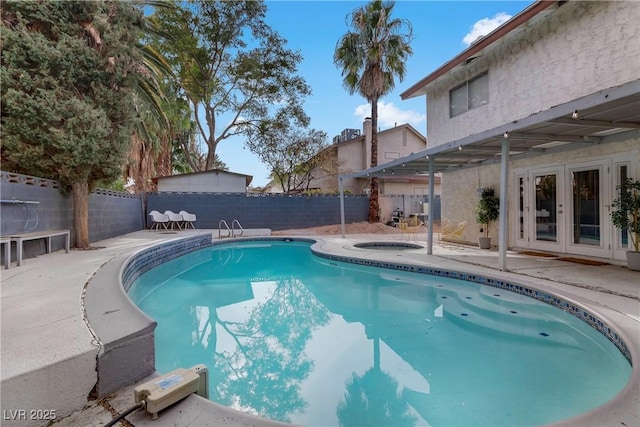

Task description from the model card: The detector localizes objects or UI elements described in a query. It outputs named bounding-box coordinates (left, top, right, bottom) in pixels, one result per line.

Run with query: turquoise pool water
left=128, top=240, right=631, bottom=426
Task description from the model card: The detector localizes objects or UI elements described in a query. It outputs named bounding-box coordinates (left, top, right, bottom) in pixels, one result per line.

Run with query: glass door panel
left=612, top=161, right=632, bottom=260
left=617, top=164, right=629, bottom=249
left=571, top=169, right=600, bottom=246
left=535, top=174, right=557, bottom=242
left=518, top=175, right=525, bottom=240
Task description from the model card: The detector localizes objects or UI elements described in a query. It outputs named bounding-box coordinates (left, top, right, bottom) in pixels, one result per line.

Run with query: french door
left=514, top=157, right=634, bottom=259
left=565, top=161, right=607, bottom=258
left=528, top=167, right=566, bottom=253
left=612, top=160, right=635, bottom=260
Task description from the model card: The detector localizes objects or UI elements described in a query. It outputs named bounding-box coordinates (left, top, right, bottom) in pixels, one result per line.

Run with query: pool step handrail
left=218, top=220, right=231, bottom=239
left=232, top=219, right=244, bottom=237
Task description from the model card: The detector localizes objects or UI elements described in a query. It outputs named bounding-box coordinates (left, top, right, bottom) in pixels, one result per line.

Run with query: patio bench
left=9, top=229, right=70, bottom=267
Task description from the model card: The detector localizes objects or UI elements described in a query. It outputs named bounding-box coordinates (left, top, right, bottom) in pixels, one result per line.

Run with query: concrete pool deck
left=0, top=229, right=638, bottom=426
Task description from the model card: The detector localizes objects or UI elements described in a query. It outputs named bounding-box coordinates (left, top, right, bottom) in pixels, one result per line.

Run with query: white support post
left=339, top=177, right=346, bottom=238
left=498, top=137, right=510, bottom=271
left=427, top=157, right=435, bottom=255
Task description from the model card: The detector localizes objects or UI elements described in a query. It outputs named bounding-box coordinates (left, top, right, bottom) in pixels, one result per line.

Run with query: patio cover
left=338, top=78, right=640, bottom=270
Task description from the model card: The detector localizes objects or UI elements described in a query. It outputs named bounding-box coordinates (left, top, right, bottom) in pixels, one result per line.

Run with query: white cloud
left=354, top=101, right=426, bottom=129
left=462, top=12, right=512, bottom=46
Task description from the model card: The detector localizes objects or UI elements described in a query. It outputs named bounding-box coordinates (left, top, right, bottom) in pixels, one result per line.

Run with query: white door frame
left=565, top=159, right=609, bottom=258
left=527, top=166, right=565, bottom=253
left=513, top=151, right=638, bottom=260
left=611, top=157, right=636, bottom=260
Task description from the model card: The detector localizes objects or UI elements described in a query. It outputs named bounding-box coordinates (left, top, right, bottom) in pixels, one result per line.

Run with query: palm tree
left=126, top=1, right=193, bottom=193
left=334, top=1, right=413, bottom=222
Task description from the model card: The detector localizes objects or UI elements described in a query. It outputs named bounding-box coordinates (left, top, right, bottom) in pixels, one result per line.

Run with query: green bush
left=475, top=187, right=500, bottom=238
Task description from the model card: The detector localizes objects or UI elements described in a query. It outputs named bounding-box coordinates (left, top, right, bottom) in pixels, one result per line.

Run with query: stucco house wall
left=156, top=170, right=251, bottom=193
left=443, top=137, right=640, bottom=245
left=425, top=1, right=640, bottom=147
left=405, top=0, right=639, bottom=260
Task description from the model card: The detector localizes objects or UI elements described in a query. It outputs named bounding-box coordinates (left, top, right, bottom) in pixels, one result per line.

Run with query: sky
left=215, top=1, right=531, bottom=187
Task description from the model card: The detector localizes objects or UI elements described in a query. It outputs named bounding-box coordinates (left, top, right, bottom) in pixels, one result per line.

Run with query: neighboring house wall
left=157, top=170, right=250, bottom=193
left=379, top=194, right=441, bottom=225
left=379, top=178, right=442, bottom=224
left=381, top=179, right=441, bottom=198
left=310, top=121, right=427, bottom=194
left=425, top=1, right=640, bottom=147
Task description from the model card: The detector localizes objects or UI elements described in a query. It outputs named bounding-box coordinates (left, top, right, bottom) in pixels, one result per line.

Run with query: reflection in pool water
left=128, top=241, right=631, bottom=426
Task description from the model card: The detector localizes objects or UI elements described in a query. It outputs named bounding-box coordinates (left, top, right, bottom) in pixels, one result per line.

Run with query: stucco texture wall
left=426, top=1, right=640, bottom=147
left=158, top=172, right=247, bottom=193
left=441, top=138, right=640, bottom=245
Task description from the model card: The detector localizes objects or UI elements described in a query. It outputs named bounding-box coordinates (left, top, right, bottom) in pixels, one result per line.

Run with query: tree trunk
left=368, top=99, right=380, bottom=222
left=72, top=180, right=90, bottom=249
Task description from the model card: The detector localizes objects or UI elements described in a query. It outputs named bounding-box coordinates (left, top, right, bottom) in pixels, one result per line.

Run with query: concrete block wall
left=1, top=171, right=371, bottom=264
left=147, top=193, right=369, bottom=231
left=1, top=174, right=72, bottom=237
left=1, top=172, right=144, bottom=265
left=426, top=1, right=640, bottom=146
left=89, top=189, right=144, bottom=243
left=1, top=173, right=73, bottom=260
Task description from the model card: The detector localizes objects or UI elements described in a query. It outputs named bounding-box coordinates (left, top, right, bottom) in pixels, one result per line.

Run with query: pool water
left=128, top=241, right=631, bottom=426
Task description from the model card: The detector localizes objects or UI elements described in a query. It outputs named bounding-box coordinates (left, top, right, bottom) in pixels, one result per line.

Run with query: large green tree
left=149, top=1, right=311, bottom=171
left=1, top=0, right=146, bottom=247
left=334, top=0, right=413, bottom=222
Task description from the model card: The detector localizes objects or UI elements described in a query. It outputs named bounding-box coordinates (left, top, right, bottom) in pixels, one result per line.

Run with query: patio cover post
left=498, top=136, right=510, bottom=271
left=427, top=157, right=435, bottom=254
left=339, top=176, right=346, bottom=238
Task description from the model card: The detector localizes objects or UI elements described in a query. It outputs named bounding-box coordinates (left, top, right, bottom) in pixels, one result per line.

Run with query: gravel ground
left=271, top=221, right=426, bottom=235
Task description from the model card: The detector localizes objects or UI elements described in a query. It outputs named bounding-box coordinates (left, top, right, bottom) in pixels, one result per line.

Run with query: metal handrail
left=231, top=219, right=244, bottom=237
left=218, top=220, right=231, bottom=239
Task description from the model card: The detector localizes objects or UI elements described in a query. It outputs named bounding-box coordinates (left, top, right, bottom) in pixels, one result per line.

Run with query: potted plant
left=611, top=178, right=640, bottom=271
left=475, top=187, right=500, bottom=249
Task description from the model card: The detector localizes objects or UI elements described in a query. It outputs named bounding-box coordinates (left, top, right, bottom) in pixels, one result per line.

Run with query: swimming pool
left=127, top=239, right=631, bottom=426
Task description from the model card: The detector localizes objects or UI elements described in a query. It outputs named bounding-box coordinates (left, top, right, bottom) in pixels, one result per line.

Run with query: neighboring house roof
left=335, top=123, right=426, bottom=148
left=401, top=0, right=556, bottom=99
left=153, top=169, right=253, bottom=187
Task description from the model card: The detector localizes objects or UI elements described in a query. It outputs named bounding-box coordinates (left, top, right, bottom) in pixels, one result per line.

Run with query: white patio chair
left=164, top=210, right=183, bottom=230
left=179, top=210, right=196, bottom=229
left=149, top=210, right=169, bottom=230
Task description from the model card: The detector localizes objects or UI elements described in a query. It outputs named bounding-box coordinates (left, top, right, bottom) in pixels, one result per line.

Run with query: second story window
left=450, top=72, right=489, bottom=117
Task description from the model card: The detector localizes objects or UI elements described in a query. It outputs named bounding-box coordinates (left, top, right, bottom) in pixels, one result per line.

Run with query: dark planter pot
left=478, top=237, right=492, bottom=249
left=626, top=251, right=640, bottom=271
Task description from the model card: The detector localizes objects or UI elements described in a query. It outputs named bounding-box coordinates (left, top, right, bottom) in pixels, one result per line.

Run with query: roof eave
left=400, top=0, right=557, bottom=100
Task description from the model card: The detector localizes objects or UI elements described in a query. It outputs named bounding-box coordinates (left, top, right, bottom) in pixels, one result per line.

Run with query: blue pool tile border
left=120, top=236, right=632, bottom=364
left=121, top=234, right=212, bottom=292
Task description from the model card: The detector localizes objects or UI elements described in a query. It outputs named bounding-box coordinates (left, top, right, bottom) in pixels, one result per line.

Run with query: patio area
left=1, top=229, right=638, bottom=426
